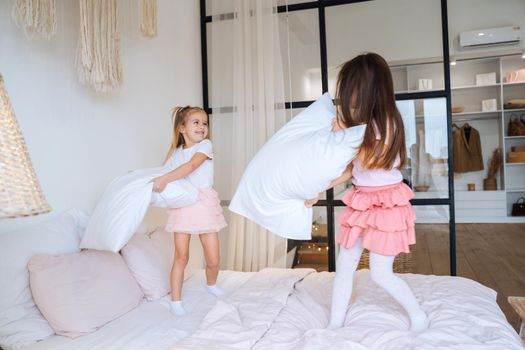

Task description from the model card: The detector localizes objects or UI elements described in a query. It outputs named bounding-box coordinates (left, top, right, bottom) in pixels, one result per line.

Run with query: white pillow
left=80, top=167, right=198, bottom=252
left=28, top=250, right=143, bottom=338
left=0, top=209, right=88, bottom=349
left=229, top=93, right=366, bottom=240
left=150, top=175, right=198, bottom=209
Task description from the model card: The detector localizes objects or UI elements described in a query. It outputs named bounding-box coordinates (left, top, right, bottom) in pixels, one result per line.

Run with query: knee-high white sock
left=327, top=239, right=364, bottom=329
left=369, top=253, right=429, bottom=332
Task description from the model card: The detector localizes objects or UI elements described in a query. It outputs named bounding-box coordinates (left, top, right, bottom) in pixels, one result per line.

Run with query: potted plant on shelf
left=483, top=148, right=502, bottom=191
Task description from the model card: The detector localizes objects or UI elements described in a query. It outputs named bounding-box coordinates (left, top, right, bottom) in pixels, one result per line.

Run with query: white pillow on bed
left=229, top=93, right=366, bottom=240
left=0, top=209, right=88, bottom=350
left=80, top=167, right=198, bottom=253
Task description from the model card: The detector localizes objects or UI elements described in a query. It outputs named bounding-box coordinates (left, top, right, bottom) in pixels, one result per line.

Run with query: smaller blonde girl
left=152, top=106, right=227, bottom=316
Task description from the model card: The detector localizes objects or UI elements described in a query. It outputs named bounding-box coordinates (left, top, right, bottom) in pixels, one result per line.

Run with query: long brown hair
left=163, top=106, right=208, bottom=163
left=335, top=53, right=406, bottom=170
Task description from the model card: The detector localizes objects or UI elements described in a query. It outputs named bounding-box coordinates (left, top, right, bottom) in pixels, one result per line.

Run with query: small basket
left=508, top=151, right=525, bottom=163
left=357, top=249, right=413, bottom=273
left=504, top=99, right=525, bottom=109
left=483, top=178, right=497, bottom=191
left=414, top=185, right=430, bottom=192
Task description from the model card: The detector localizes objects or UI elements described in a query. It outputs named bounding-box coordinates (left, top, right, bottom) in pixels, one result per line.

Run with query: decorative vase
left=483, top=178, right=497, bottom=191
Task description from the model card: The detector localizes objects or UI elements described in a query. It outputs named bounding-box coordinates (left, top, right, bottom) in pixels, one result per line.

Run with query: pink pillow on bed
left=120, top=229, right=175, bottom=300
left=28, top=250, right=144, bottom=338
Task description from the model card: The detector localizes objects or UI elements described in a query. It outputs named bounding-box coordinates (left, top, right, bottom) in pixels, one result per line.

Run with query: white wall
left=0, top=0, right=206, bottom=270
left=448, top=0, right=525, bottom=57
left=282, top=0, right=525, bottom=96
left=325, top=0, right=443, bottom=65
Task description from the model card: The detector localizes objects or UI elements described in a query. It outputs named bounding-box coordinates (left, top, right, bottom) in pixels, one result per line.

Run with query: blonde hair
left=163, top=106, right=209, bottom=163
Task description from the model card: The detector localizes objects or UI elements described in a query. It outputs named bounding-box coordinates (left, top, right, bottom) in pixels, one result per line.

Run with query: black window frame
left=200, top=0, right=457, bottom=275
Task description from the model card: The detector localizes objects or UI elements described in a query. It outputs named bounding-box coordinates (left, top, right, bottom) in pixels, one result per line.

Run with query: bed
left=23, top=268, right=524, bottom=350
left=2, top=211, right=521, bottom=349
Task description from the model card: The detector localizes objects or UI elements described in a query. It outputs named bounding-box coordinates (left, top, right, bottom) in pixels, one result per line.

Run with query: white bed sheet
left=23, top=270, right=254, bottom=350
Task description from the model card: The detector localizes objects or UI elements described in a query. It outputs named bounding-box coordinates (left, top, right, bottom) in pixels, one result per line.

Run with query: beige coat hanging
left=453, top=124, right=484, bottom=173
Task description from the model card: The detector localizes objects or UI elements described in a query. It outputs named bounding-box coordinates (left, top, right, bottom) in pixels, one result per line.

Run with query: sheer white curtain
left=210, top=0, right=288, bottom=272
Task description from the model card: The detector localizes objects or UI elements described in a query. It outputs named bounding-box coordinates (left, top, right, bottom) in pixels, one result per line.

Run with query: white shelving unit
left=502, top=55, right=525, bottom=222
left=393, top=54, right=525, bottom=223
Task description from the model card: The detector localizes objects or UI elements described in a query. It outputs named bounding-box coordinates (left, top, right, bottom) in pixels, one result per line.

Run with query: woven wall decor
left=0, top=75, right=51, bottom=218
left=141, top=0, right=157, bottom=38
left=76, top=0, right=122, bottom=92
left=11, top=0, right=57, bottom=39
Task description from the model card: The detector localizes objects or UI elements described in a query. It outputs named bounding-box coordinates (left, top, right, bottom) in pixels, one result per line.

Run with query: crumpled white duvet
left=173, top=269, right=523, bottom=350
left=172, top=268, right=315, bottom=349
left=253, top=270, right=524, bottom=350
left=80, top=167, right=198, bottom=252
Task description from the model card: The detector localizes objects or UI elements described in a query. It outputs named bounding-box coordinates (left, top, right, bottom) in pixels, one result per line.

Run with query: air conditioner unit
left=459, top=26, right=522, bottom=49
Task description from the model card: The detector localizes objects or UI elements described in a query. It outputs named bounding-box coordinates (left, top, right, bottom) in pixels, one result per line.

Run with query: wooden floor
left=413, top=223, right=525, bottom=331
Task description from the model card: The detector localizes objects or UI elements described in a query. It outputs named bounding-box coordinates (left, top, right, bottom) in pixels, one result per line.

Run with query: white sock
left=327, top=239, right=364, bottom=329
left=369, top=253, right=429, bottom=332
left=169, top=300, right=187, bottom=316
left=206, top=284, right=224, bottom=297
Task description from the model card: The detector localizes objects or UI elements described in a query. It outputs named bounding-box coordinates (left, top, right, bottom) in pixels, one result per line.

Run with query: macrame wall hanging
left=11, top=0, right=57, bottom=39
left=76, top=0, right=122, bottom=92
left=10, top=0, right=158, bottom=92
left=141, top=0, right=157, bottom=38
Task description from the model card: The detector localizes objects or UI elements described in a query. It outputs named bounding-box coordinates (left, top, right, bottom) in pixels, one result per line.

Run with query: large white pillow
left=80, top=167, right=198, bottom=252
left=229, top=93, right=366, bottom=240
left=0, top=209, right=88, bottom=350
left=28, top=250, right=144, bottom=338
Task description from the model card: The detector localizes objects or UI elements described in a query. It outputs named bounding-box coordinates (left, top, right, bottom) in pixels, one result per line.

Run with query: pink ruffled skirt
left=337, top=182, right=416, bottom=256
left=165, top=188, right=227, bottom=234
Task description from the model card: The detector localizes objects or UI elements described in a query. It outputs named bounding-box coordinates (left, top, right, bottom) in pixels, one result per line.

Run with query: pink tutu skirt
left=337, top=182, right=416, bottom=256
left=165, top=188, right=227, bottom=234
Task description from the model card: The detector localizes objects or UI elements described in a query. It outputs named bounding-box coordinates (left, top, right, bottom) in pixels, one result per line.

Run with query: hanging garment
left=453, top=123, right=484, bottom=173
left=410, top=127, right=433, bottom=187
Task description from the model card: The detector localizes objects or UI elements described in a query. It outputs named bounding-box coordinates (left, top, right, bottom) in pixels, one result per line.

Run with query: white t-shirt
left=351, top=157, right=402, bottom=186
left=165, top=139, right=214, bottom=189
left=351, top=121, right=402, bottom=186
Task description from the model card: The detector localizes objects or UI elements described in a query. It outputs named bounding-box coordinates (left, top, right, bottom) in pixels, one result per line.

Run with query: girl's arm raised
left=304, top=162, right=353, bottom=207
left=328, top=162, right=353, bottom=190
left=152, top=152, right=209, bottom=192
